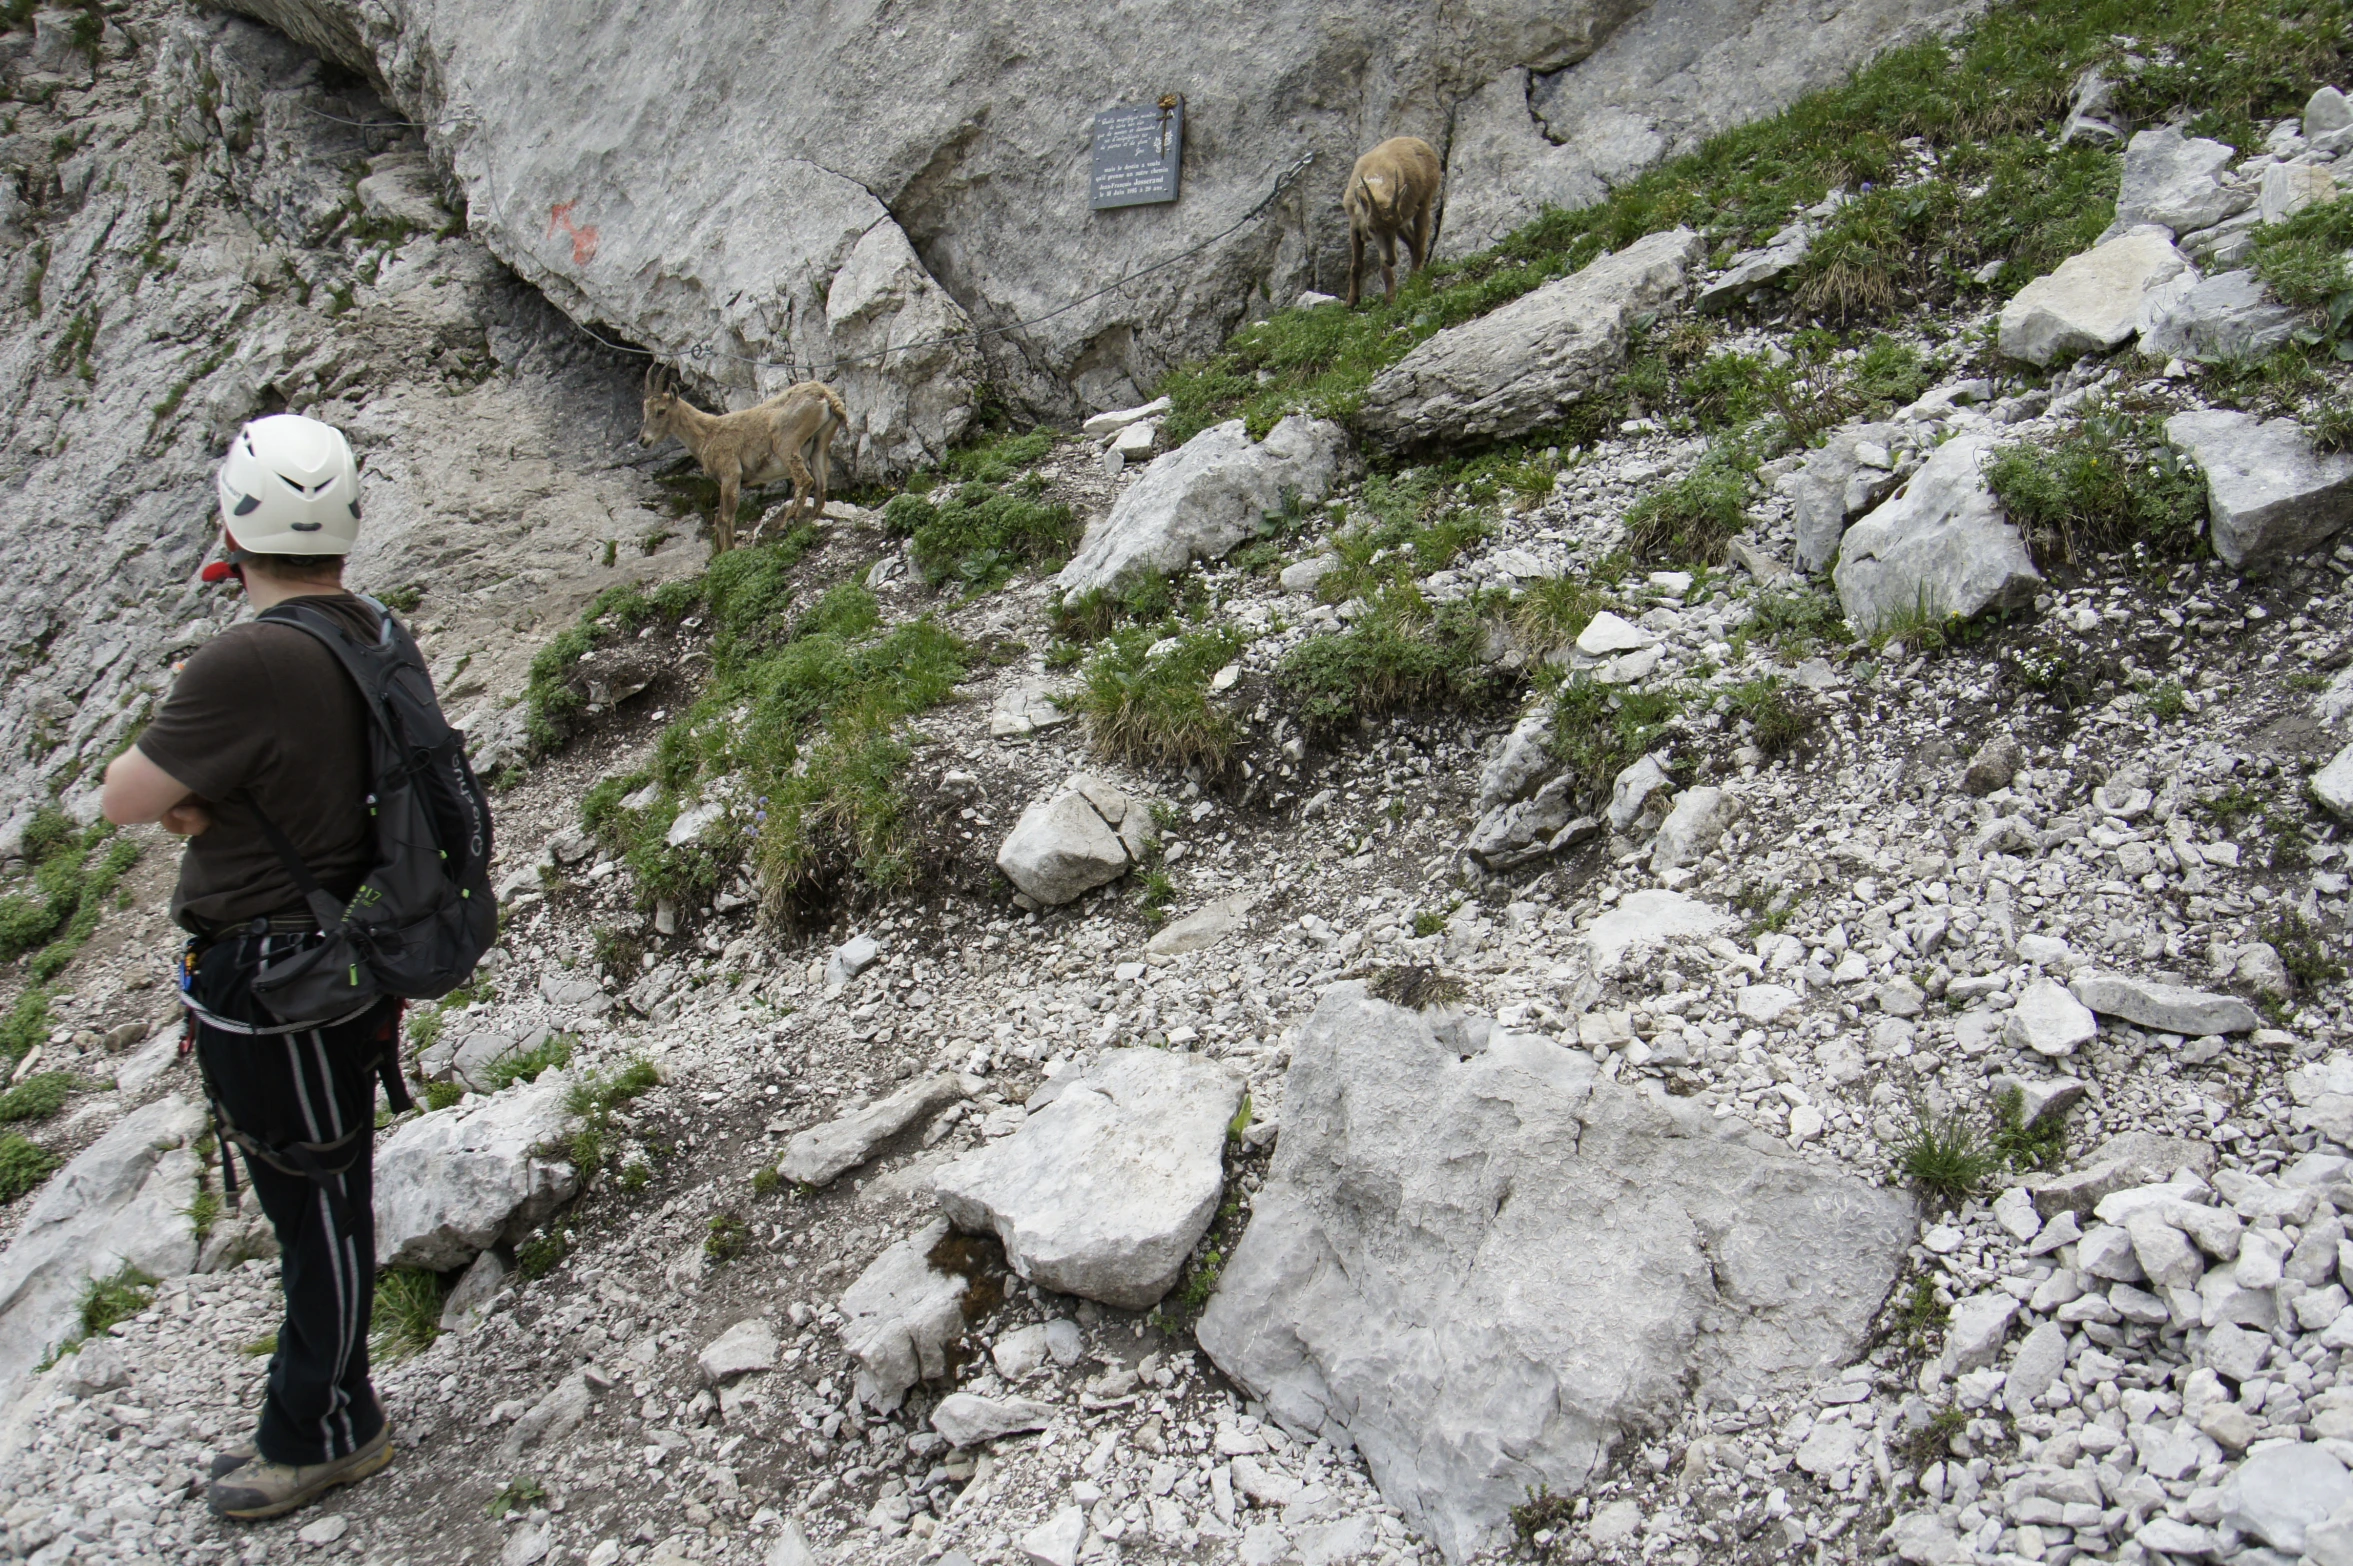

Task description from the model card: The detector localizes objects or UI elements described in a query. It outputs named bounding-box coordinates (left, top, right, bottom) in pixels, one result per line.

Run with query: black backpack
left=243, top=596, right=497, bottom=1022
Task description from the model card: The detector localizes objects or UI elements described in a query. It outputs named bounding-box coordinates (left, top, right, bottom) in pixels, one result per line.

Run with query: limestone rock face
left=2165, top=411, right=2353, bottom=572
left=1055, top=418, right=1351, bottom=596
left=218, top=0, right=1970, bottom=442
left=1196, top=987, right=1913, bottom=1562
left=0, top=1096, right=207, bottom=1408
left=1996, top=232, right=2193, bottom=367
left=1833, top=436, right=2041, bottom=632
left=932, top=1048, right=1245, bottom=1311
left=1357, top=228, right=1705, bottom=449
left=373, top=1071, right=582, bottom=1270
left=1442, top=0, right=1969, bottom=257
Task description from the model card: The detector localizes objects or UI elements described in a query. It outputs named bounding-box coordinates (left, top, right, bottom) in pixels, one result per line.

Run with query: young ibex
left=1343, top=136, right=1444, bottom=308
left=638, top=369, right=848, bottom=556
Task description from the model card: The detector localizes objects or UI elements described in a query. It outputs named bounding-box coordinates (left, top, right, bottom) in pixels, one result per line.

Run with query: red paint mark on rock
left=547, top=201, right=600, bottom=265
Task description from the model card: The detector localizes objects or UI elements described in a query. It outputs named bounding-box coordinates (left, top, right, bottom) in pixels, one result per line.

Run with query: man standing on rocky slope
left=98, top=415, right=401, bottom=1520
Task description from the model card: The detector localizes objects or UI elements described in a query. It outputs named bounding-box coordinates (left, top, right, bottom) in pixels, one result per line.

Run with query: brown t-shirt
left=139, top=593, right=381, bottom=933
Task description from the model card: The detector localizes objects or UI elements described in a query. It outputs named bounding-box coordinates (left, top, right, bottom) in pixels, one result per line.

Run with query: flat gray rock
left=1997, top=231, right=2192, bottom=367
left=1650, top=786, right=1732, bottom=872
left=1476, top=707, right=1555, bottom=814
left=840, top=1218, right=967, bottom=1411
left=2005, top=977, right=2098, bottom=1057
left=1833, top=435, right=2041, bottom=634
left=1145, top=895, right=1253, bottom=957
left=931, top=1392, right=1057, bottom=1448
left=1195, top=986, right=1911, bottom=1562
left=2165, top=410, right=2353, bottom=573
left=1357, top=229, right=1705, bottom=449
left=1586, top=889, right=1732, bottom=969
left=1696, top=223, right=1810, bottom=312
left=374, top=1070, right=582, bottom=1270
left=2317, top=742, right=2353, bottom=819
left=932, top=1048, right=1245, bottom=1310
left=989, top=679, right=1075, bottom=739
left=2105, top=126, right=2244, bottom=237
left=1056, top=417, right=1350, bottom=595
left=697, top=1318, right=780, bottom=1383
left=2070, top=971, right=2260, bottom=1036
left=2221, top=1444, right=2353, bottom=1554
left=2030, top=1131, right=2218, bottom=1218
left=0, top=1095, right=206, bottom=1409
left=2141, top=270, right=2300, bottom=366
left=778, top=1073, right=967, bottom=1188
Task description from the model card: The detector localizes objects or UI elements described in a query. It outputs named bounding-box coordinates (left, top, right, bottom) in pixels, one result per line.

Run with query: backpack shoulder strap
left=256, top=600, right=400, bottom=721
left=250, top=600, right=397, bottom=932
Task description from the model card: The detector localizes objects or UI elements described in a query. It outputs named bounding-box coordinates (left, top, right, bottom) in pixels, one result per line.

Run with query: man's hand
left=101, top=746, right=202, bottom=831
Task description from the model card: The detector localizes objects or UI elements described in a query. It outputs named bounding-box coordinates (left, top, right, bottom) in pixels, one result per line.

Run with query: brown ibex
left=1343, top=136, right=1444, bottom=308
left=638, top=369, right=848, bottom=556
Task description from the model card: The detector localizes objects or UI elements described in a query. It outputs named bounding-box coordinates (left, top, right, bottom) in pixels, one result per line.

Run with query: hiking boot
left=206, top=1427, right=392, bottom=1520
left=209, top=1438, right=256, bottom=1479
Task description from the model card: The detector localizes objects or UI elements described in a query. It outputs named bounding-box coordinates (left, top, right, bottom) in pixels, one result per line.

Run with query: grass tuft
left=1279, top=592, right=1501, bottom=729
left=1075, top=627, right=1247, bottom=772
left=1622, top=446, right=1753, bottom=566
left=1894, top=1097, right=1998, bottom=1203
left=0, top=1132, right=59, bottom=1201
left=0, top=1070, right=76, bottom=1123
left=78, top=1266, right=156, bottom=1339
left=1723, top=677, right=1812, bottom=757
left=370, top=1267, right=446, bottom=1363
left=1547, top=681, right=1687, bottom=811
left=885, top=481, right=1078, bottom=592
left=1984, top=410, right=2207, bottom=567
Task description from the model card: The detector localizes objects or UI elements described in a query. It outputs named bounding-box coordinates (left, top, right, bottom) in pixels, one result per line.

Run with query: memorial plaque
left=1090, top=97, right=1184, bottom=210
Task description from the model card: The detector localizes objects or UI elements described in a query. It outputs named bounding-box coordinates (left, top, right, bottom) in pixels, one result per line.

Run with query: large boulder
left=1997, top=231, right=2193, bottom=367
left=996, top=774, right=1157, bottom=906
left=2140, top=271, right=2301, bottom=365
left=2164, top=411, right=2353, bottom=572
left=0, top=1096, right=207, bottom=1408
left=1055, top=417, right=1351, bottom=596
left=373, top=1071, right=582, bottom=1270
left=1195, top=987, right=1913, bottom=1562
left=932, top=1048, right=1245, bottom=1310
left=2103, top=127, right=2245, bottom=238
left=1356, top=228, right=1705, bottom=449
left=1832, top=435, right=2041, bottom=634
left=1777, top=421, right=1902, bottom=572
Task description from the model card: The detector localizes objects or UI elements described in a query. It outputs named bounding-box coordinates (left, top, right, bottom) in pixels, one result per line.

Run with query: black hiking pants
left=190, top=931, right=399, bottom=1467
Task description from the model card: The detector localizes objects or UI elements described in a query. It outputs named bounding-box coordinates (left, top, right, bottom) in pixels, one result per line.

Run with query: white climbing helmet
left=213, top=413, right=362, bottom=555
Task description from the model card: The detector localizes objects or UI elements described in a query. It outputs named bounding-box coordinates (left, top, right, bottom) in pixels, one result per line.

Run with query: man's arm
left=102, top=746, right=210, bottom=835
